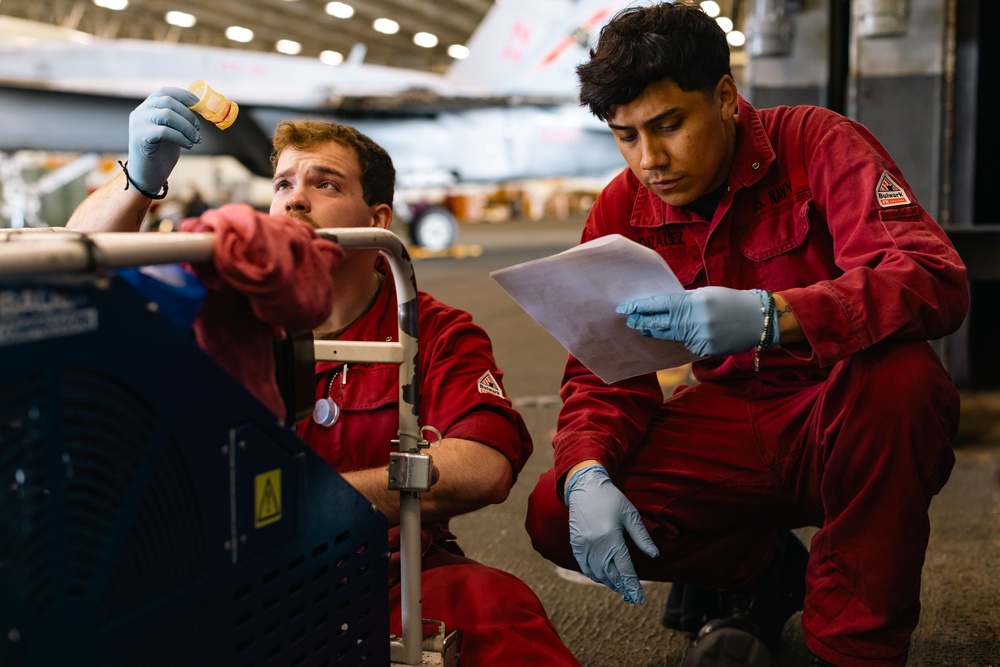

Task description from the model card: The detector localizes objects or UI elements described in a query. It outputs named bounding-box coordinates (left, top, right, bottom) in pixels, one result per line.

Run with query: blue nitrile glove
left=126, top=87, right=203, bottom=195
left=616, top=287, right=779, bottom=357
left=563, top=464, right=659, bottom=604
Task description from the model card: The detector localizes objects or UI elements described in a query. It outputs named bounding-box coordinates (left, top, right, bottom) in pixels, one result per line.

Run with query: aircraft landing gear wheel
left=410, top=206, right=457, bottom=251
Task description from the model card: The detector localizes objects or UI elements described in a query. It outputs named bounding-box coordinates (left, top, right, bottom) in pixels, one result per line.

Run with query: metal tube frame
left=314, top=228, right=425, bottom=666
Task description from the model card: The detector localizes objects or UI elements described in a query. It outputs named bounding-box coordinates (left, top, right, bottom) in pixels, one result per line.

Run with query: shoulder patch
left=477, top=370, right=504, bottom=398
left=875, top=171, right=911, bottom=208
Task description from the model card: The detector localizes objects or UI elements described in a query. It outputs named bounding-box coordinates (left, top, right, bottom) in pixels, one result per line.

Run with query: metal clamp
left=388, top=450, right=434, bottom=493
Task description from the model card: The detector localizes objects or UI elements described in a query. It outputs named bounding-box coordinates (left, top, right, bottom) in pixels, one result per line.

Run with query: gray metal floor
left=410, top=215, right=1000, bottom=667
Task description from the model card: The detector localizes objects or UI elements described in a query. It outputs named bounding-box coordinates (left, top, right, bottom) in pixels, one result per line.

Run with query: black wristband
left=118, top=160, right=168, bottom=200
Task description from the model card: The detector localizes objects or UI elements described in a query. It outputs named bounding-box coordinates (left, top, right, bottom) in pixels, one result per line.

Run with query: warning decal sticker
left=478, top=370, right=504, bottom=398
left=875, top=171, right=911, bottom=208
left=0, top=287, right=97, bottom=348
left=254, top=469, right=282, bottom=528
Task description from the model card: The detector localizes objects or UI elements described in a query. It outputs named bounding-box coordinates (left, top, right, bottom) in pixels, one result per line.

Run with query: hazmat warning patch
left=875, top=171, right=911, bottom=208
left=478, top=370, right=504, bottom=398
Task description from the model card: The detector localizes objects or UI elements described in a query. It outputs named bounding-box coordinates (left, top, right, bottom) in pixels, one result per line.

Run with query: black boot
left=663, top=582, right=723, bottom=633
left=808, top=651, right=837, bottom=666
left=680, top=530, right=809, bottom=667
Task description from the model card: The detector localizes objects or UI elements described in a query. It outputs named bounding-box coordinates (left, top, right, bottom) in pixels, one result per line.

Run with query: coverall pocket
left=738, top=194, right=812, bottom=262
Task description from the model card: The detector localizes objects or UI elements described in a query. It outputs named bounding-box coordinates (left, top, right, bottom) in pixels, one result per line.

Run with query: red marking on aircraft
left=500, top=20, right=534, bottom=64
left=536, top=6, right=614, bottom=70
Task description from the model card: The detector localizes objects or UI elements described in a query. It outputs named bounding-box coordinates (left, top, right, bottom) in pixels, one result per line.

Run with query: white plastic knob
left=312, top=398, right=340, bottom=427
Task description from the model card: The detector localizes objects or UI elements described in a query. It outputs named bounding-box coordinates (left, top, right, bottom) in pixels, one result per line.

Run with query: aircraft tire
left=410, top=206, right=458, bottom=251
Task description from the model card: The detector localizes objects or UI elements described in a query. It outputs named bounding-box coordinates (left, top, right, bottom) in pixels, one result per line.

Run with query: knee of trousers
left=837, top=341, right=955, bottom=411
left=829, top=341, right=959, bottom=490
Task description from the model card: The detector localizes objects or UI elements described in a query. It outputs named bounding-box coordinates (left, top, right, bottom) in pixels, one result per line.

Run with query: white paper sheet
left=490, top=234, right=700, bottom=384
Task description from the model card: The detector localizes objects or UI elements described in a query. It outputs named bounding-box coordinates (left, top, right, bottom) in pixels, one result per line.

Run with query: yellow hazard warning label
left=254, top=469, right=282, bottom=528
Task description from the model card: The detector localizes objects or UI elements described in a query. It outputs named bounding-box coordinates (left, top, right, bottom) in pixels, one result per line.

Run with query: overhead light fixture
left=93, top=0, right=128, bottom=9
left=372, top=18, right=399, bottom=35
left=727, top=30, right=747, bottom=47
left=320, top=50, right=344, bottom=65
left=700, top=1, right=721, bottom=18
left=413, top=32, right=438, bottom=48
left=276, top=39, right=302, bottom=55
left=447, top=44, right=469, bottom=60
left=325, top=2, right=354, bottom=19
left=715, top=16, right=734, bottom=33
left=165, top=11, right=196, bottom=28
left=225, top=26, right=254, bottom=43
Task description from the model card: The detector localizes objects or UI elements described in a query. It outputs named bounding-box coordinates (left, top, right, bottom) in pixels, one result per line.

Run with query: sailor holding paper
left=522, top=4, right=967, bottom=667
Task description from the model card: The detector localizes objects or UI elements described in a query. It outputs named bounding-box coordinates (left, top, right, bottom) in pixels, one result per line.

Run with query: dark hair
left=270, top=119, right=395, bottom=207
left=578, top=1, right=733, bottom=120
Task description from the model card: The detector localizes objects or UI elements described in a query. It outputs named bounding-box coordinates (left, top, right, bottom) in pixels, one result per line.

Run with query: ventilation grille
left=228, top=529, right=384, bottom=667
left=0, top=365, right=210, bottom=665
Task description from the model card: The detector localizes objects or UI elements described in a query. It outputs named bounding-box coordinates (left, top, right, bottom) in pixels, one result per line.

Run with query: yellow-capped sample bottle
left=187, top=80, right=239, bottom=130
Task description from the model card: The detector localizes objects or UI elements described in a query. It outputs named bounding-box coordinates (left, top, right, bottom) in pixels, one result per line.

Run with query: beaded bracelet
left=754, top=290, right=776, bottom=372
left=118, top=160, right=169, bottom=200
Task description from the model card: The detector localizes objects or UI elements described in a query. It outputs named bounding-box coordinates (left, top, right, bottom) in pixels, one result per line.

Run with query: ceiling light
left=325, top=2, right=354, bottom=19
left=373, top=18, right=399, bottom=35
left=727, top=30, right=746, bottom=47
left=447, top=44, right=469, bottom=60
left=165, top=11, right=196, bottom=28
left=93, top=0, right=128, bottom=9
left=320, top=50, right=344, bottom=65
left=700, top=1, right=721, bottom=18
left=276, top=39, right=302, bottom=55
left=225, top=26, right=254, bottom=43
left=715, top=16, right=734, bottom=33
left=413, top=32, right=438, bottom=48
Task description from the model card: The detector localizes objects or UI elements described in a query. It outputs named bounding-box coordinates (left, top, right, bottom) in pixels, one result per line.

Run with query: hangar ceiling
left=0, top=0, right=496, bottom=73
left=0, top=0, right=744, bottom=74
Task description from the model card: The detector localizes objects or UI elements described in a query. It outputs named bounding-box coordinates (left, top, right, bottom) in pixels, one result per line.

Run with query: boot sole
left=680, top=627, right=774, bottom=667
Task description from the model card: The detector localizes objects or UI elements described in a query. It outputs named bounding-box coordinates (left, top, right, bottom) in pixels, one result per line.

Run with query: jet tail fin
left=347, top=43, right=367, bottom=65
left=445, top=0, right=630, bottom=100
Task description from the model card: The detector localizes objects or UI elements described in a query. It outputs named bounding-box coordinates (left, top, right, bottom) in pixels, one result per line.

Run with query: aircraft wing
left=0, top=0, right=632, bottom=107
left=0, top=82, right=622, bottom=187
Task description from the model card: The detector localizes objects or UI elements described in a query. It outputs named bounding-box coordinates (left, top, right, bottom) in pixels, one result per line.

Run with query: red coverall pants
left=388, top=544, right=581, bottom=667
left=526, top=341, right=959, bottom=667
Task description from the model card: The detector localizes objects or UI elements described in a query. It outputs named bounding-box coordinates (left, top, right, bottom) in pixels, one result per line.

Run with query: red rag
left=179, top=203, right=343, bottom=417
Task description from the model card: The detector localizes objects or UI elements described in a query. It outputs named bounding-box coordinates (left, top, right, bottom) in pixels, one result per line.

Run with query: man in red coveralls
left=68, top=94, right=580, bottom=666
left=524, top=3, right=968, bottom=667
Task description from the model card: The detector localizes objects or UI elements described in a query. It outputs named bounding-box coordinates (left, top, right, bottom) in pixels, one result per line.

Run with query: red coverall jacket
left=527, top=96, right=968, bottom=667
